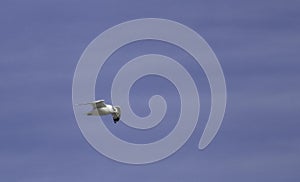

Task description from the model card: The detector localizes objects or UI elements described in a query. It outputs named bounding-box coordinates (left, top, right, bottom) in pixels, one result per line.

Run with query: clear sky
left=1, top=0, right=299, bottom=181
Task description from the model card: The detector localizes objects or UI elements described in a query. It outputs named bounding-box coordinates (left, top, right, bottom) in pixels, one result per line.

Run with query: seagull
left=78, top=100, right=121, bottom=123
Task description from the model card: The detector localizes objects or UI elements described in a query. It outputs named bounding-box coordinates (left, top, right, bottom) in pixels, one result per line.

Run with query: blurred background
left=0, top=0, right=299, bottom=181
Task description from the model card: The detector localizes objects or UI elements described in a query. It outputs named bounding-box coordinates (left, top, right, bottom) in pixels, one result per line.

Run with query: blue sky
left=1, top=0, right=300, bottom=181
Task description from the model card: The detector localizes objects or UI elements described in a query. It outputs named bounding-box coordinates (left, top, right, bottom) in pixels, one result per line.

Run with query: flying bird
left=78, top=100, right=121, bottom=123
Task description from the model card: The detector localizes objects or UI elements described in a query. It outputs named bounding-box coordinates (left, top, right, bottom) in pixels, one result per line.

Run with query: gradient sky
left=1, top=0, right=300, bottom=181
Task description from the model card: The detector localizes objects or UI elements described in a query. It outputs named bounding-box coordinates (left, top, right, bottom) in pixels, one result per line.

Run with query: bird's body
left=79, top=100, right=121, bottom=123
left=87, top=104, right=114, bottom=115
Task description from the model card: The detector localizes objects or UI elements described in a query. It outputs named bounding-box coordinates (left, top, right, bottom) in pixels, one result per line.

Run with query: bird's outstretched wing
left=77, top=100, right=106, bottom=108
left=92, top=100, right=106, bottom=108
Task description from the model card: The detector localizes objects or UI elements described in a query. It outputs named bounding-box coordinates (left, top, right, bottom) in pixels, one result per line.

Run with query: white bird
left=78, top=100, right=121, bottom=123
